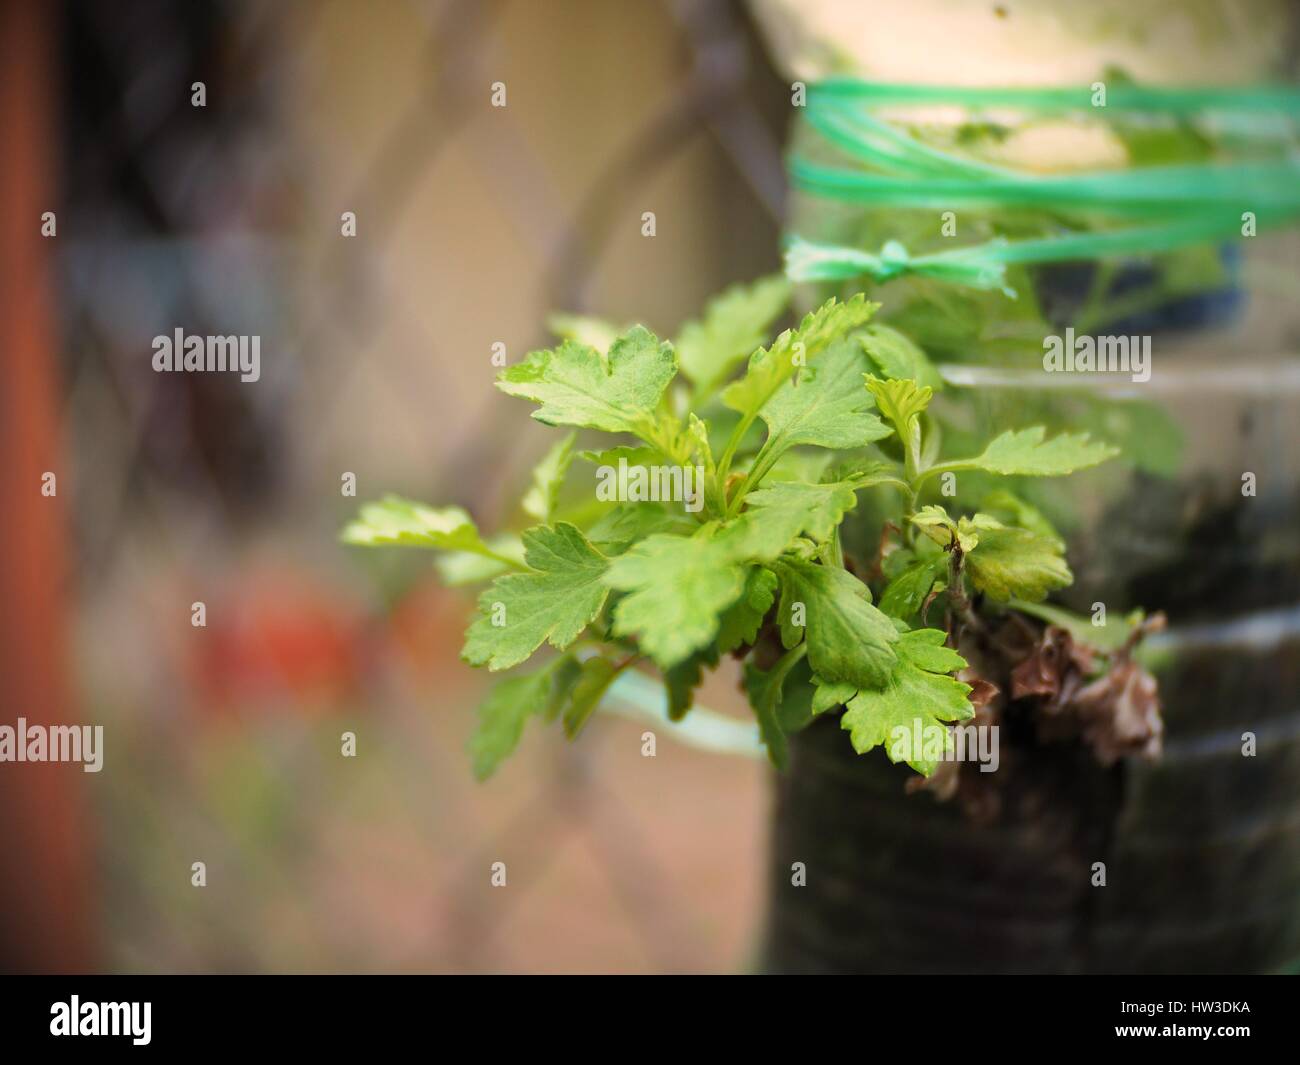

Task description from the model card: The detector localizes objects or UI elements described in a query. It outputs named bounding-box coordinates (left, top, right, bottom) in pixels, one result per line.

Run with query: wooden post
left=0, top=0, right=95, bottom=972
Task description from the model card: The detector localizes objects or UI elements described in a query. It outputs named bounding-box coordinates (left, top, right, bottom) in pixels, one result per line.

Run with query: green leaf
left=772, top=558, right=898, bottom=689
left=858, top=323, right=943, bottom=391
left=469, top=661, right=572, bottom=780
left=585, top=502, right=694, bottom=551
left=343, top=496, right=501, bottom=558
left=964, top=521, right=1072, bottom=602
left=713, top=506, right=808, bottom=564
left=937, top=426, right=1117, bottom=479
left=497, top=325, right=676, bottom=435
left=722, top=295, right=876, bottom=419
left=741, top=644, right=807, bottom=769
left=562, top=656, right=621, bottom=738
left=863, top=374, right=933, bottom=439
left=743, top=479, right=860, bottom=544
left=758, top=338, right=891, bottom=456
left=879, top=554, right=949, bottom=619
left=675, top=275, right=791, bottom=395
left=839, top=629, right=974, bottom=776
left=663, top=649, right=717, bottom=721
left=577, top=444, right=662, bottom=466
left=434, top=534, right=526, bottom=586
left=910, top=504, right=958, bottom=547
left=909, top=505, right=995, bottom=554
left=810, top=677, right=856, bottom=717
left=462, top=524, right=610, bottom=671
left=603, top=528, right=748, bottom=668
left=715, top=566, right=778, bottom=654
left=522, top=432, right=576, bottom=523
left=979, top=488, right=1064, bottom=549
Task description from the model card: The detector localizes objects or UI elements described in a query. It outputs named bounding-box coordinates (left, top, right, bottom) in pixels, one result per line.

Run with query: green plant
left=344, top=278, right=1159, bottom=781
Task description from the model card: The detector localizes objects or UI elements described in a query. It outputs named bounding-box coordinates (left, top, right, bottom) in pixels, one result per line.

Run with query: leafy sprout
left=344, top=277, right=1119, bottom=778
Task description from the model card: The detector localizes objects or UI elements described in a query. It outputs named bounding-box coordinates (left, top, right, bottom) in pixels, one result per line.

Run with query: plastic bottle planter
left=765, top=82, right=1300, bottom=974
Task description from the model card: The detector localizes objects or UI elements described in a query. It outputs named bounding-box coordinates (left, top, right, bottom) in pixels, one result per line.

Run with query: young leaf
left=933, top=426, right=1118, bottom=479
left=909, top=505, right=994, bottom=554
left=910, top=504, right=958, bottom=548
left=522, top=432, right=576, bottom=523
left=757, top=337, right=891, bottom=456
left=462, top=524, right=610, bottom=671
left=839, top=628, right=974, bottom=776
left=743, top=480, right=860, bottom=544
left=675, top=275, right=791, bottom=395
left=603, top=528, right=748, bottom=668
left=721, top=295, right=876, bottom=419
left=964, top=522, right=1072, bottom=602
left=863, top=375, right=933, bottom=439
left=772, top=558, right=899, bottom=689
left=858, top=323, right=943, bottom=391
left=497, top=326, right=676, bottom=435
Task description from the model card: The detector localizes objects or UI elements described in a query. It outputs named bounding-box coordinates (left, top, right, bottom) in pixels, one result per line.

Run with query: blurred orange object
left=188, top=571, right=366, bottom=714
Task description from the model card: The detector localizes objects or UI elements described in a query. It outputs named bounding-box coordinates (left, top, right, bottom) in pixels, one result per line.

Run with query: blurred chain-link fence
left=53, top=0, right=789, bottom=972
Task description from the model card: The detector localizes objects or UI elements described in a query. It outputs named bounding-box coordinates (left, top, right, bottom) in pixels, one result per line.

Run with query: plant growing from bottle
left=344, top=279, right=1164, bottom=791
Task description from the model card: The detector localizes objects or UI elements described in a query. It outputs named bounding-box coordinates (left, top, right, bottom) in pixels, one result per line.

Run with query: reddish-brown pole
left=0, top=0, right=96, bottom=972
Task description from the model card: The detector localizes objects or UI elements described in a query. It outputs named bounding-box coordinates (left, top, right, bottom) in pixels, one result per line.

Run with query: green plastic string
left=786, top=79, right=1300, bottom=291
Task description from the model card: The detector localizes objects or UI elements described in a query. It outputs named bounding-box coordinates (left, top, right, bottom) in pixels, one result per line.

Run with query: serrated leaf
left=721, top=295, right=876, bottom=418
left=839, top=629, right=974, bottom=776
left=964, top=522, right=1072, bottom=602
left=743, top=480, right=860, bottom=544
left=675, top=275, right=791, bottom=394
left=522, top=432, right=576, bottom=523
left=497, top=325, right=676, bottom=435
left=663, top=648, right=717, bottom=721
left=469, top=660, right=572, bottom=780
left=811, top=677, right=856, bottom=717
left=858, top=323, right=943, bottom=390
left=716, top=566, right=778, bottom=654
left=742, top=644, right=807, bottom=769
left=603, top=528, right=748, bottom=668
left=772, top=558, right=898, bottom=689
left=864, top=374, right=933, bottom=438
left=943, top=426, right=1118, bottom=478
left=343, top=496, right=494, bottom=556
left=462, top=524, right=609, bottom=671
left=758, top=338, right=891, bottom=456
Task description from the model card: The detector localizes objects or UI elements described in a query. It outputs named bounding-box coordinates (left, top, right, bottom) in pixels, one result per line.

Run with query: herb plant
left=344, top=279, right=1159, bottom=783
